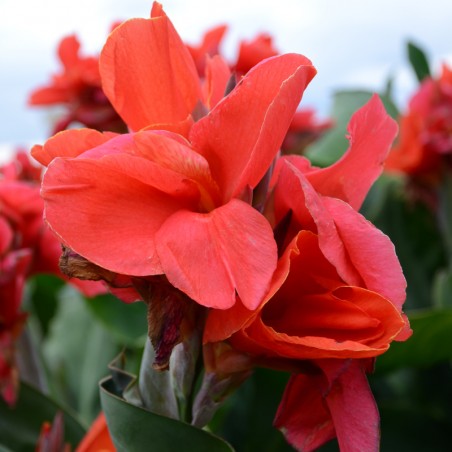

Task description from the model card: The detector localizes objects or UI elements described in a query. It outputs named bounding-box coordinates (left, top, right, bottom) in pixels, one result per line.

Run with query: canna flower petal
left=323, top=197, right=406, bottom=310
left=41, top=148, right=201, bottom=276
left=305, top=94, right=398, bottom=210
left=275, top=360, right=379, bottom=452
left=155, top=198, right=277, bottom=310
left=100, top=2, right=201, bottom=131
left=202, top=55, right=232, bottom=110
left=31, top=128, right=117, bottom=167
left=190, top=53, right=316, bottom=202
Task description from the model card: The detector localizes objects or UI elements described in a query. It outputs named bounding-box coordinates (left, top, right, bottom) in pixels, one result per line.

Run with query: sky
left=1, top=0, right=451, bottom=155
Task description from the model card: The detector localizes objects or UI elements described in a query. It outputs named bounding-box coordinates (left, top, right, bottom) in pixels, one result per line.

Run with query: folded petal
left=323, top=197, right=406, bottom=310
left=202, top=55, right=231, bottom=110
left=100, top=4, right=201, bottom=131
left=274, top=160, right=362, bottom=286
left=306, top=94, right=398, bottom=210
left=31, top=129, right=117, bottom=166
left=274, top=373, right=335, bottom=452
left=42, top=156, right=196, bottom=276
left=156, top=199, right=277, bottom=309
left=190, top=54, right=316, bottom=202
left=275, top=359, right=380, bottom=452
left=319, top=359, right=380, bottom=452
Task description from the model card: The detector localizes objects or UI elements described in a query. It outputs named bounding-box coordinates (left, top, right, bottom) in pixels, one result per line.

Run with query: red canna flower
left=234, top=33, right=279, bottom=76
left=75, top=412, right=115, bottom=452
left=386, top=64, right=452, bottom=184
left=0, top=151, right=104, bottom=405
left=32, top=2, right=316, bottom=312
left=28, top=33, right=126, bottom=134
left=204, top=96, right=411, bottom=450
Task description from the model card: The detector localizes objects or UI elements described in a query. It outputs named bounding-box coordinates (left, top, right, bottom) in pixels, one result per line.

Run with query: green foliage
left=100, top=376, right=234, bottom=452
left=42, top=285, right=119, bottom=423
left=407, top=41, right=431, bottom=82
left=84, top=294, right=147, bottom=347
left=376, top=309, right=452, bottom=373
left=0, top=382, right=85, bottom=451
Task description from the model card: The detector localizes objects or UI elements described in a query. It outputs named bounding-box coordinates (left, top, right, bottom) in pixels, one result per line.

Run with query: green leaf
left=376, top=309, right=452, bottom=373
left=305, top=90, right=399, bottom=167
left=433, top=268, right=452, bottom=308
left=0, top=382, right=85, bottom=451
left=43, top=286, right=119, bottom=423
left=212, top=368, right=293, bottom=452
left=84, top=294, right=147, bottom=347
left=100, top=377, right=234, bottom=452
left=407, top=41, right=431, bottom=83
left=26, top=274, right=65, bottom=338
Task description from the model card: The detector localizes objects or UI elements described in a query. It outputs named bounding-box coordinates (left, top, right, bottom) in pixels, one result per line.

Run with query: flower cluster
left=28, top=33, right=127, bottom=135
left=387, top=64, right=452, bottom=187
left=0, top=151, right=103, bottom=406
left=30, top=2, right=410, bottom=450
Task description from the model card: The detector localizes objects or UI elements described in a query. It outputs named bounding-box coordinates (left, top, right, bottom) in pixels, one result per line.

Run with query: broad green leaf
left=26, top=274, right=65, bottom=338
left=0, top=382, right=85, bottom=451
left=375, top=309, right=452, bottom=373
left=433, top=268, right=452, bottom=308
left=43, top=285, right=119, bottom=423
left=407, top=41, right=431, bottom=82
left=84, top=293, right=147, bottom=347
left=305, top=90, right=399, bottom=167
left=100, top=377, right=234, bottom=452
left=212, top=368, right=293, bottom=452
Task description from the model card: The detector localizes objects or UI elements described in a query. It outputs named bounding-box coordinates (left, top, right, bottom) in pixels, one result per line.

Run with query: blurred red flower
left=386, top=64, right=452, bottom=184
left=28, top=34, right=126, bottom=134
left=0, top=151, right=103, bottom=406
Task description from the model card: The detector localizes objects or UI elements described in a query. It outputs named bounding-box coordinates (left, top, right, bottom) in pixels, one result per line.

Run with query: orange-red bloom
left=204, top=96, right=411, bottom=450
left=386, top=64, right=452, bottom=183
left=0, top=151, right=103, bottom=406
left=76, top=412, right=115, bottom=452
left=28, top=34, right=126, bottom=134
left=33, top=3, right=316, bottom=311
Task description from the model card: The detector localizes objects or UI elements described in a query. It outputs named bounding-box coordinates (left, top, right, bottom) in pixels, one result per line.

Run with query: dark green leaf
left=43, top=286, right=119, bottom=423
left=305, top=90, right=399, bottom=167
left=27, top=274, right=65, bottom=338
left=433, top=268, right=452, bottom=308
left=407, top=41, right=431, bottom=82
left=84, top=294, right=147, bottom=347
left=212, top=368, right=293, bottom=452
left=376, top=309, right=452, bottom=373
left=0, top=382, right=85, bottom=452
left=100, top=377, right=234, bottom=452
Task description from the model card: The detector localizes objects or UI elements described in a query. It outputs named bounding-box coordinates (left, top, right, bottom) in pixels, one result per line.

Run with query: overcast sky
left=1, top=0, right=451, bottom=152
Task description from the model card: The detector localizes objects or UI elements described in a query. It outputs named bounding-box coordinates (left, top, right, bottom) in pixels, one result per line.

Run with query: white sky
left=1, top=0, right=451, bottom=151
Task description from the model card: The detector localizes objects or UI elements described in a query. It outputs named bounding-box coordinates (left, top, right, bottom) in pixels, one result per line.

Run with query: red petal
left=202, top=55, right=231, bottom=110
left=307, top=94, right=398, bottom=210
left=274, top=373, right=335, bottom=452
left=275, top=160, right=362, bottom=286
left=42, top=155, right=196, bottom=276
left=320, top=359, right=380, bottom=452
left=99, top=5, right=201, bottom=131
left=323, top=197, right=406, bottom=310
left=31, top=129, right=117, bottom=167
left=156, top=199, right=277, bottom=309
left=190, top=54, right=316, bottom=202
left=58, top=35, right=80, bottom=69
